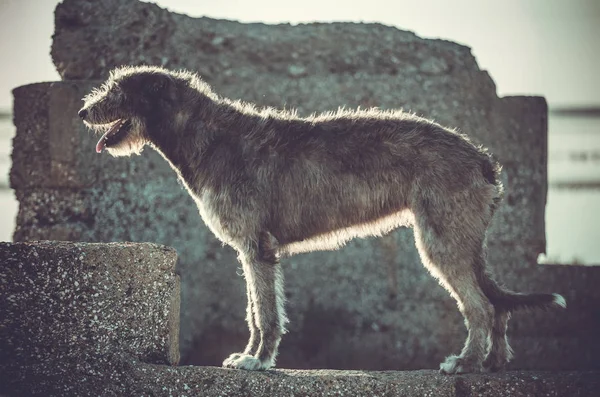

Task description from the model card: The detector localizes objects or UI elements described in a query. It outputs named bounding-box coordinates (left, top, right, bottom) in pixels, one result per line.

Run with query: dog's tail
left=477, top=157, right=564, bottom=312
left=478, top=270, right=566, bottom=313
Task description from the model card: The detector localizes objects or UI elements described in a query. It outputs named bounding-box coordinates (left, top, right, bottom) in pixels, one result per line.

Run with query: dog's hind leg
left=482, top=310, right=513, bottom=371
left=223, top=232, right=287, bottom=370
left=412, top=190, right=495, bottom=374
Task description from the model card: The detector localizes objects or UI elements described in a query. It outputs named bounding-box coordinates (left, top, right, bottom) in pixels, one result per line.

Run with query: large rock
left=9, top=0, right=596, bottom=371
left=0, top=241, right=180, bottom=395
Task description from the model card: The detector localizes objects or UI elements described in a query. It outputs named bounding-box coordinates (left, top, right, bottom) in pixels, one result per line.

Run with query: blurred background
left=0, top=0, right=598, bottom=264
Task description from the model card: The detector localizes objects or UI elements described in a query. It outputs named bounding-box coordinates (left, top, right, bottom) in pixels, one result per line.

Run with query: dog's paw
left=222, top=353, right=271, bottom=371
left=439, top=355, right=483, bottom=375
left=223, top=352, right=243, bottom=367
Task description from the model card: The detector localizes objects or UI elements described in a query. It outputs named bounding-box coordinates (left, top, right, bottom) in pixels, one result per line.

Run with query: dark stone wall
left=8, top=0, right=599, bottom=371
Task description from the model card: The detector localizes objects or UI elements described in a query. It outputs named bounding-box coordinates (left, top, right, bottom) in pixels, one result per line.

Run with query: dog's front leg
left=223, top=235, right=286, bottom=370
left=222, top=275, right=260, bottom=366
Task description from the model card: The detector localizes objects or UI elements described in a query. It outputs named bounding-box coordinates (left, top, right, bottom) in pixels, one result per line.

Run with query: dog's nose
left=78, top=108, right=88, bottom=119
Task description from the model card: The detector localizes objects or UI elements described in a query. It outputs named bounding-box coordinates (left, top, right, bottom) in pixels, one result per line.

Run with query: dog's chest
left=193, top=189, right=240, bottom=246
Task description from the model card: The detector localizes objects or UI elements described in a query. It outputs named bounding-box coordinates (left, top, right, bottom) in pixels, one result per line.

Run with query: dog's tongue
left=95, top=120, right=122, bottom=153
left=95, top=135, right=108, bottom=153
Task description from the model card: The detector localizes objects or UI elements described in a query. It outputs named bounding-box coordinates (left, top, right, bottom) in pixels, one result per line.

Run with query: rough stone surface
left=100, top=366, right=600, bottom=397
left=0, top=241, right=180, bottom=395
left=8, top=0, right=596, bottom=371
left=4, top=358, right=600, bottom=397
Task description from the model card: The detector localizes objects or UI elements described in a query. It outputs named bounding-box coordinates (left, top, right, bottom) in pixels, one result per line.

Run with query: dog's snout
left=78, top=108, right=88, bottom=119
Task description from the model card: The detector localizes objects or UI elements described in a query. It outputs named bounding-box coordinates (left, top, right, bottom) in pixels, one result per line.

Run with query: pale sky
left=0, top=0, right=599, bottom=111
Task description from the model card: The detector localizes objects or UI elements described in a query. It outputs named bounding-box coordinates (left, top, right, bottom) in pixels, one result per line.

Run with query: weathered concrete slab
left=8, top=0, right=579, bottom=371
left=112, top=366, right=600, bottom=397
left=0, top=241, right=180, bottom=394
left=6, top=359, right=600, bottom=397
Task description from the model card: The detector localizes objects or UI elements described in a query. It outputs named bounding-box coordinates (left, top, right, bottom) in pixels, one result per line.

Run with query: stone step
left=118, top=365, right=600, bottom=397
left=16, top=358, right=600, bottom=397
left=0, top=241, right=180, bottom=395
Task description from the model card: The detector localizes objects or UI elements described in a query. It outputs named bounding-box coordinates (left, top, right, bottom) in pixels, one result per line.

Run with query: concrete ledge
left=124, top=366, right=599, bottom=397
left=0, top=241, right=180, bottom=395
left=20, top=358, right=600, bottom=397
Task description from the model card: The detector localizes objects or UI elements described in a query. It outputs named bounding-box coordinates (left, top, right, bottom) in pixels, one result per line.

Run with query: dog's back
left=228, top=109, right=501, bottom=254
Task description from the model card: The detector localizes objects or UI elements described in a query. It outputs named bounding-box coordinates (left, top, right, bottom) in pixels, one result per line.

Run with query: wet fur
left=80, top=65, right=565, bottom=373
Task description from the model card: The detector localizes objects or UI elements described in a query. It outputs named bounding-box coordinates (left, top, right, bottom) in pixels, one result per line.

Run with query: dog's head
left=79, top=66, right=178, bottom=157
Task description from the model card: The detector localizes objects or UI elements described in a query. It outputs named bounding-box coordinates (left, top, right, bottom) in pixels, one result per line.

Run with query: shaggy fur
left=80, top=65, right=566, bottom=373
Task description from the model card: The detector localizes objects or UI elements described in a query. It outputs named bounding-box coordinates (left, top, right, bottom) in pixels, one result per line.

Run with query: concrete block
left=0, top=241, right=180, bottom=395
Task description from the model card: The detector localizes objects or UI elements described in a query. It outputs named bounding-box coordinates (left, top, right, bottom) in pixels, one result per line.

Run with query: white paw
left=222, top=353, right=271, bottom=371
left=439, top=355, right=460, bottom=374
left=439, top=355, right=482, bottom=374
left=222, top=352, right=243, bottom=367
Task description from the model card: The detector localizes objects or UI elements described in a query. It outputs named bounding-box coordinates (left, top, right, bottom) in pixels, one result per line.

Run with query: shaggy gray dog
left=79, top=65, right=565, bottom=373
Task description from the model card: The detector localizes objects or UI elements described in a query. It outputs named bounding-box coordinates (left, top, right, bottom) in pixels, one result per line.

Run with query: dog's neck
left=147, top=95, right=252, bottom=194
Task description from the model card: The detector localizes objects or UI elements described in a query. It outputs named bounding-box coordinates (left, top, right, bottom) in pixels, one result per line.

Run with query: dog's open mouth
left=95, top=119, right=132, bottom=153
